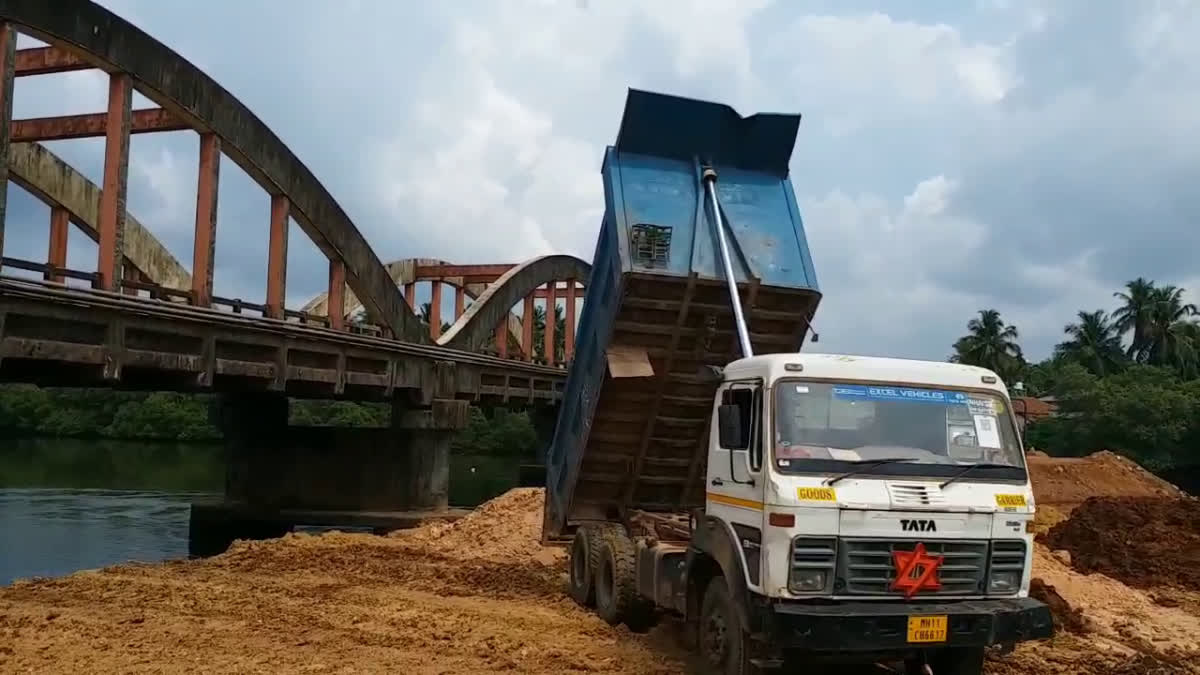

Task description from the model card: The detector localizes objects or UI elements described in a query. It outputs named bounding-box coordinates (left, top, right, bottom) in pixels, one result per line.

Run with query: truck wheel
left=699, top=576, right=757, bottom=675
left=593, top=529, right=654, bottom=631
left=567, top=526, right=596, bottom=606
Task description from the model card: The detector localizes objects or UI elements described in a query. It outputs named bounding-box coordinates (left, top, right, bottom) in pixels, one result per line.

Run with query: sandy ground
left=1, top=453, right=1198, bottom=674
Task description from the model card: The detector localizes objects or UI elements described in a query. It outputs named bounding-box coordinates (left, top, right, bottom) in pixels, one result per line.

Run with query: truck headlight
left=790, top=569, right=827, bottom=593
left=988, top=570, right=1020, bottom=594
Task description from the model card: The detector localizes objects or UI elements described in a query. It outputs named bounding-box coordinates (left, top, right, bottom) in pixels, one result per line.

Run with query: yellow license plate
left=907, top=615, right=948, bottom=643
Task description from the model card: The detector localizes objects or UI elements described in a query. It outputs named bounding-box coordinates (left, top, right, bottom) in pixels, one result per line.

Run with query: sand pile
left=0, top=489, right=685, bottom=674
left=991, top=452, right=1200, bottom=674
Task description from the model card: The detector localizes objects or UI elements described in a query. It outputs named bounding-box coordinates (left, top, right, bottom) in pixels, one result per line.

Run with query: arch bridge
left=0, top=0, right=594, bottom=407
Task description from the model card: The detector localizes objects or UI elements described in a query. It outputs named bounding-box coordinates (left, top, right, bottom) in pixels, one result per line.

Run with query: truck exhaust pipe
left=702, top=166, right=754, bottom=359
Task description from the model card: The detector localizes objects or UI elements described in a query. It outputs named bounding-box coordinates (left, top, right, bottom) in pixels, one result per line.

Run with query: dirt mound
left=390, top=487, right=561, bottom=565
left=1029, top=451, right=1184, bottom=507
left=1040, top=496, right=1200, bottom=591
left=1029, top=578, right=1089, bottom=634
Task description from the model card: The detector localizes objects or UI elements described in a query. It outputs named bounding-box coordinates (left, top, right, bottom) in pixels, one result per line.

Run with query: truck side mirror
left=718, top=404, right=746, bottom=450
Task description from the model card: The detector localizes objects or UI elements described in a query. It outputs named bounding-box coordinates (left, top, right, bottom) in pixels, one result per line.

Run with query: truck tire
left=593, top=528, right=656, bottom=632
left=567, top=526, right=596, bottom=606
left=699, top=576, right=758, bottom=675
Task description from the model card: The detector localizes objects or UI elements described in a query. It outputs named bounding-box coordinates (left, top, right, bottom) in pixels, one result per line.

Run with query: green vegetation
left=951, top=278, right=1200, bottom=472
left=0, top=386, right=543, bottom=458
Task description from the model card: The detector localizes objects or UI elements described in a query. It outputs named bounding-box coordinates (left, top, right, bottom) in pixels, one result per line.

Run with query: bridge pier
left=189, top=392, right=470, bottom=557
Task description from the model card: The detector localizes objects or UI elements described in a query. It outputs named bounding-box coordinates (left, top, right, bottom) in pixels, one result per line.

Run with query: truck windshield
left=772, top=381, right=1025, bottom=479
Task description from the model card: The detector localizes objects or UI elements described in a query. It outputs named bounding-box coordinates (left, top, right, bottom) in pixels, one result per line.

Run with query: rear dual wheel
left=570, top=525, right=656, bottom=632
left=567, top=526, right=596, bottom=606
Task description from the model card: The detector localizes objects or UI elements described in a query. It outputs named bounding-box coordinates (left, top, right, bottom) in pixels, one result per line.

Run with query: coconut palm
left=1142, top=285, right=1198, bottom=367
left=1054, top=309, right=1126, bottom=376
left=1113, top=277, right=1158, bottom=361
left=950, top=309, right=1025, bottom=380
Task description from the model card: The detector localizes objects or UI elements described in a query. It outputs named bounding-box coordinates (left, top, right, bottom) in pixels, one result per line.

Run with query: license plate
left=907, top=615, right=948, bottom=643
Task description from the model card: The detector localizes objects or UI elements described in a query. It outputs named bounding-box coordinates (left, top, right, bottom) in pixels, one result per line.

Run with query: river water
left=0, top=438, right=523, bottom=586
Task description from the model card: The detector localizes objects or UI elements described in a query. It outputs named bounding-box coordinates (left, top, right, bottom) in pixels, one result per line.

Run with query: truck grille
left=990, top=540, right=1027, bottom=575
left=789, top=537, right=837, bottom=594
left=837, top=538, right=989, bottom=596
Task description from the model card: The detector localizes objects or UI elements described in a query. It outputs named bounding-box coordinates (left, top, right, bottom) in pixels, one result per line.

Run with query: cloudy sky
left=4, top=0, right=1198, bottom=362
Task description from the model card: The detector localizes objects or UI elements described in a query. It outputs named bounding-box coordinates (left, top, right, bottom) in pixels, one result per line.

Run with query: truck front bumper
left=764, top=597, right=1053, bottom=653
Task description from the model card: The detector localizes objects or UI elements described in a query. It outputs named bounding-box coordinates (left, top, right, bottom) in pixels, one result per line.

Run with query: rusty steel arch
left=8, top=141, right=190, bottom=289
left=301, top=257, right=527, bottom=344
left=440, top=255, right=591, bottom=351
left=0, top=0, right=426, bottom=342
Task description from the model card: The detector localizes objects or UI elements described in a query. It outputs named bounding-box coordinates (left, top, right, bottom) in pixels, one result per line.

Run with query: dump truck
left=542, top=89, right=1053, bottom=674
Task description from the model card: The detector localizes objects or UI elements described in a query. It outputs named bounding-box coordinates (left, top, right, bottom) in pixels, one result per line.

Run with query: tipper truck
left=542, top=89, right=1053, bottom=674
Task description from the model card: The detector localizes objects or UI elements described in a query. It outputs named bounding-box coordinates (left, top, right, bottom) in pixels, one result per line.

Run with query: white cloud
left=5, top=0, right=1199, bottom=365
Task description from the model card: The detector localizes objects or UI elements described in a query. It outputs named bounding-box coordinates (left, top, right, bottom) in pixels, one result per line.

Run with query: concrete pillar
left=327, top=260, right=345, bottom=330
left=97, top=73, right=132, bottom=292
left=47, top=206, right=68, bottom=282
left=544, top=283, right=557, bottom=366
left=218, top=393, right=468, bottom=513
left=430, top=281, right=442, bottom=339
left=266, top=195, right=289, bottom=319
left=191, top=133, right=220, bottom=306
left=522, top=293, right=535, bottom=361
left=566, top=280, right=577, bottom=363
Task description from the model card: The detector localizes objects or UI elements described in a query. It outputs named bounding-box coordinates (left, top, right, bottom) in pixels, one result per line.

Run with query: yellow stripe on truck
left=706, top=492, right=764, bottom=511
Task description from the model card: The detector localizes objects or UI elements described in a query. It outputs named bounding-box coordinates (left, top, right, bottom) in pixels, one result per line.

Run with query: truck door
left=706, top=379, right=765, bottom=590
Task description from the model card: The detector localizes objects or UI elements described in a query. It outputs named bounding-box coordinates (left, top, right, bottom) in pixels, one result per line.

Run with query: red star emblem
left=891, top=543, right=944, bottom=598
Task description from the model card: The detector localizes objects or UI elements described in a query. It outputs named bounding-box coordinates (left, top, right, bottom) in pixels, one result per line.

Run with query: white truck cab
left=709, top=353, right=1035, bottom=604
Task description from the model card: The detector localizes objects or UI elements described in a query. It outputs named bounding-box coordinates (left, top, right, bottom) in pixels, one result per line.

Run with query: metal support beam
left=404, top=283, right=415, bottom=309
left=14, top=46, right=90, bottom=76
left=191, top=133, right=220, bottom=306
left=266, top=194, right=289, bottom=319
left=454, top=286, right=465, bottom=320
left=327, top=260, right=345, bottom=330
left=11, top=108, right=188, bottom=142
left=46, top=206, right=67, bottom=282
left=97, top=73, right=132, bottom=292
left=0, top=24, right=13, bottom=267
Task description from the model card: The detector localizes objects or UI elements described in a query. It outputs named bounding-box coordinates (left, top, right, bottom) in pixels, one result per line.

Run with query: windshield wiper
left=824, top=458, right=921, bottom=486
left=939, top=462, right=1014, bottom=489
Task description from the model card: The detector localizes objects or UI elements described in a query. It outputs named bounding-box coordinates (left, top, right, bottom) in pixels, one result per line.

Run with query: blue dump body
left=542, top=90, right=822, bottom=540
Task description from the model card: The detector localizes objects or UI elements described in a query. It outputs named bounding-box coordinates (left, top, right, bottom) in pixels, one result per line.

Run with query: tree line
left=0, top=386, right=542, bottom=458
left=950, top=278, right=1200, bottom=471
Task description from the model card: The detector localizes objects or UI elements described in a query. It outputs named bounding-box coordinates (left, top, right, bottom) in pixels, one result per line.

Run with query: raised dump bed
left=543, top=90, right=822, bottom=540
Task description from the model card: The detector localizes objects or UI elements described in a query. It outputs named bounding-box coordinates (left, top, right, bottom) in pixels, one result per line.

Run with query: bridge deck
left=0, top=278, right=564, bottom=403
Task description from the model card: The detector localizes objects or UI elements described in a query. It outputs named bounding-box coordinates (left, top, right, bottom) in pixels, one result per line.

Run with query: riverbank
left=2, top=453, right=1197, bottom=674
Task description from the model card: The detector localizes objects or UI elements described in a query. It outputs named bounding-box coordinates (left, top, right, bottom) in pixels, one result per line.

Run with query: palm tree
left=530, top=303, right=567, bottom=364
left=1143, top=285, right=1198, bottom=367
left=1054, top=309, right=1126, bottom=376
left=1167, top=320, right=1200, bottom=379
left=1113, top=277, right=1157, bottom=361
left=950, top=309, right=1025, bottom=381
left=418, top=302, right=451, bottom=336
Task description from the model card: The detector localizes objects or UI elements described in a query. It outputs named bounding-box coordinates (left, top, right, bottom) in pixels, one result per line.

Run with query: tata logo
left=900, top=519, right=937, bottom=532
